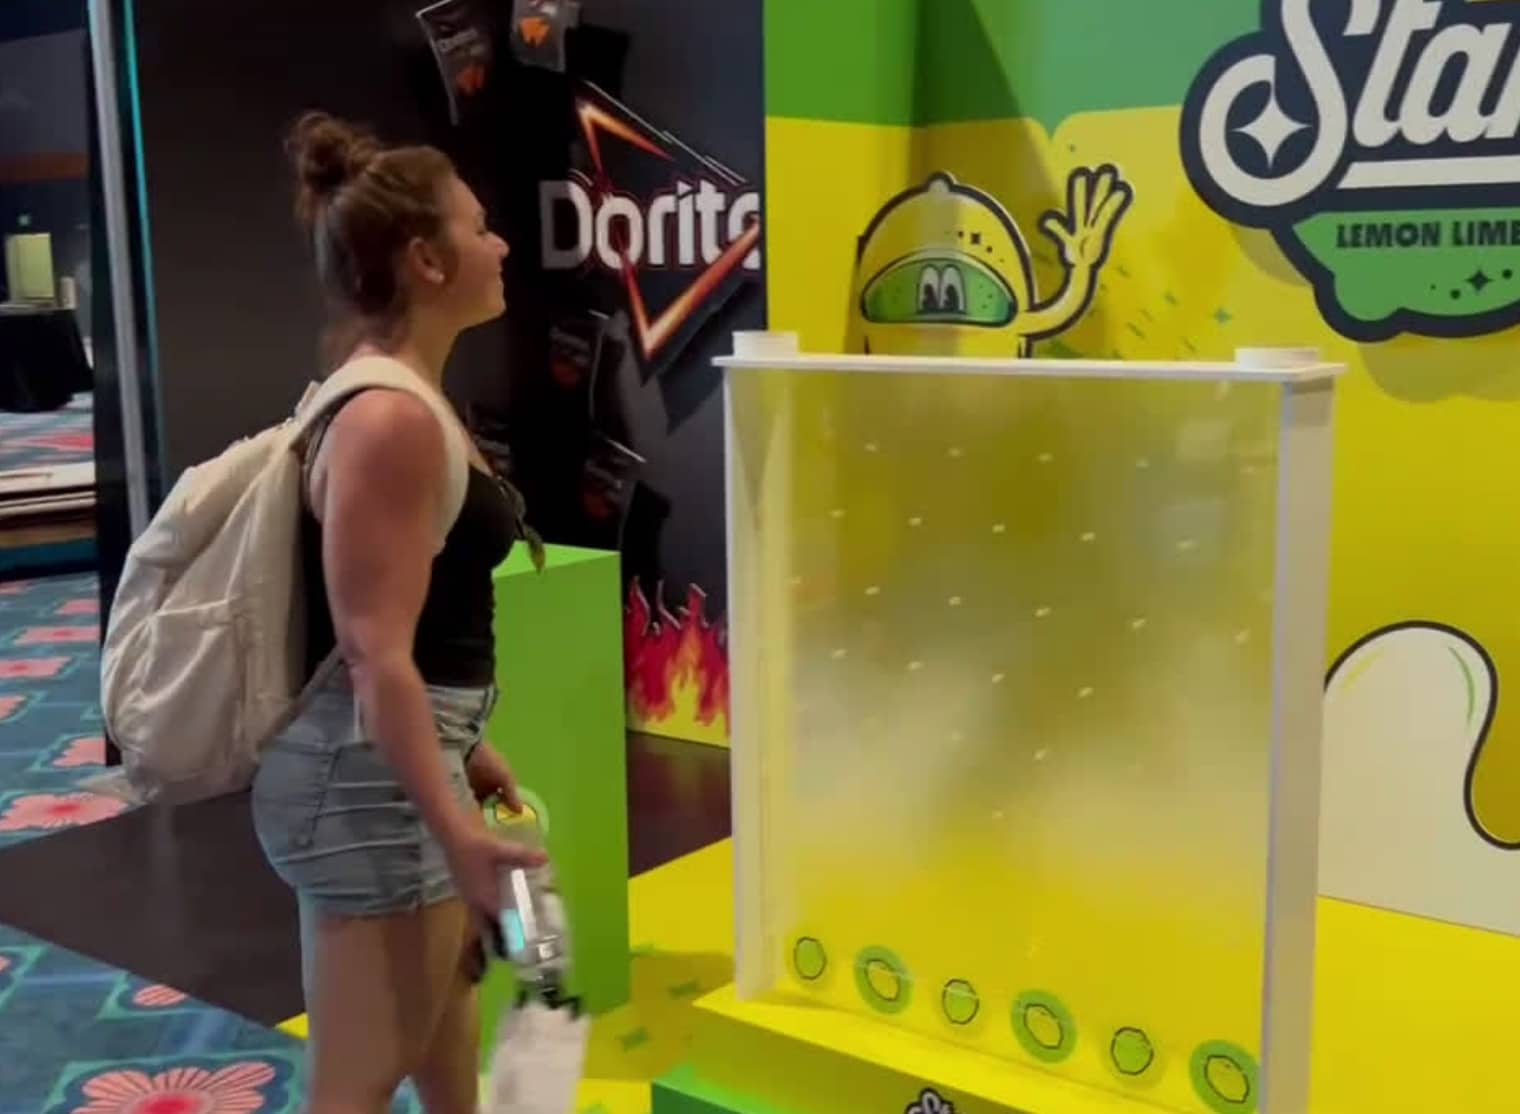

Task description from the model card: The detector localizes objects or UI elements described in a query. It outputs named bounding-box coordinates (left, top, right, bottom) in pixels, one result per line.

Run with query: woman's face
left=431, top=174, right=510, bottom=328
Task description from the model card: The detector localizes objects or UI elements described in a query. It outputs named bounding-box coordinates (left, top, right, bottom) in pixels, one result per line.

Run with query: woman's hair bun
left=288, top=112, right=379, bottom=223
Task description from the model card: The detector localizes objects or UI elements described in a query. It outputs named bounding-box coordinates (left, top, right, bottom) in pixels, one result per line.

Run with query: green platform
left=655, top=1065, right=789, bottom=1114
left=478, top=543, right=630, bottom=1057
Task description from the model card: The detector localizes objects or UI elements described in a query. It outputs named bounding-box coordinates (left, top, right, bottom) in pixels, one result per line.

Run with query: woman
left=251, top=112, right=542, bottom=1114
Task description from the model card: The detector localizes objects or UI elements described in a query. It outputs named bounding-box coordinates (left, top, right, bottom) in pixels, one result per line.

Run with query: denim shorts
left=251, top=671, right=496, bottom=918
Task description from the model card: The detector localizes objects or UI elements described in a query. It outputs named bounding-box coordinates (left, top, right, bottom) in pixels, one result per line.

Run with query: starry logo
left=905, top=1088, right=956, bottom=1114
left=1181, top=0, right=1520, bottom=342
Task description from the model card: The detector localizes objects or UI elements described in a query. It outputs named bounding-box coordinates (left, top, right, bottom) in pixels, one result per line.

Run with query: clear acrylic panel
left=728, top=368, right=1281, bottom=1112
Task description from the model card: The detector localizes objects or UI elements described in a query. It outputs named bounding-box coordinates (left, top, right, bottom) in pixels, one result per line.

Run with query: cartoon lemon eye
left=940, top=265, right=965, bottom=313
left=918, top=265, right=943, bottom=313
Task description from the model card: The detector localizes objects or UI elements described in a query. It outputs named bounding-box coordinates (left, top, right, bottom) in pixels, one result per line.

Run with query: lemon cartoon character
left=855, top=166, right=1133, bottom=357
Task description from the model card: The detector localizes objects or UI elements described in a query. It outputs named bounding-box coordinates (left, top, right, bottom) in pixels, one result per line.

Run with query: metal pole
left=88, top=0, right=152, bottom=538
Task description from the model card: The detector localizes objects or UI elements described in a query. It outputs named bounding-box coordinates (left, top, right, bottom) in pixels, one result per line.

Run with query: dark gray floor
left=0, top=732, right=730, bottom=1026
left=0, top=792, right=300, bottom=1024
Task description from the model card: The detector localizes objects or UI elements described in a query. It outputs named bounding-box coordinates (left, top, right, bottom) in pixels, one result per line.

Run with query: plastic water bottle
left=485, top=798, right=571, bottom=1006
left=482, top=797, right=588, bottom=1113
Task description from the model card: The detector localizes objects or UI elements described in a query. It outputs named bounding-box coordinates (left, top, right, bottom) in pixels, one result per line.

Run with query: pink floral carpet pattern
left=0, top=574, right=128, bottom=847
left=0, top=922, right=307, bottom=1114
left=0, top=922, right=424, bottom=1113
left=52, top=1059, right=286, bottom=1114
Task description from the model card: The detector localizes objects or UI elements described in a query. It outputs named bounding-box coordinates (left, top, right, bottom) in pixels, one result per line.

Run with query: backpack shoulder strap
left=297, top=356, right=471, bottom=545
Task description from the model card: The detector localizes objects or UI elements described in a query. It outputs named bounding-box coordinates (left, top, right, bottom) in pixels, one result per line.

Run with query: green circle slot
left=1110, top=1026, right=1156, bottom=1078
left=941, top=979, right=980, bottom=1026
left=853, top=946, right=911, bottom=1014
left=792, top=937, right=828, bottom=982
left=1011, top=990, right=1077, bottom=1064
left=1189, top=1041, right=1259, bottom=1114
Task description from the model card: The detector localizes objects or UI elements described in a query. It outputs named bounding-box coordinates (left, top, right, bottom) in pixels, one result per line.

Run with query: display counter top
left=716, top=332, right=1344, bottom=384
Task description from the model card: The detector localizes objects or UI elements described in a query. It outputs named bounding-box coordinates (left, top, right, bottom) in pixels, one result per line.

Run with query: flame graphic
left=624, top=580, right=729, bottom=747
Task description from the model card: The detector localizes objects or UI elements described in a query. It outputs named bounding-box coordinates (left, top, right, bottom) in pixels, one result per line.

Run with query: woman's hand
left=465, top=742, right=522, bottom=810
left=442, top=821, right=547, bottom=920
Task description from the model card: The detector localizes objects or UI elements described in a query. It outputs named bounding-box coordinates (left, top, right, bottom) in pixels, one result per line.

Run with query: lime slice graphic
left=941, top=979, right=980, bottom=1026
left=853, top=946, right=911, bottom=1014
left=1011, top=991, right=1077, bottom=1063
left=1190, top=1041, right=1258, bottom=1113
left=792, top=937, right=827, bottom=982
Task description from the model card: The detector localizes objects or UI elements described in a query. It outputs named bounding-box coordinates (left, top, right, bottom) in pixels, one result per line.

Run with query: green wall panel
left=766, top=0, right=1257, bottom=130
left=765, top=0, right=921, bottom=125
left=478, top=544, right=630, bottom=1060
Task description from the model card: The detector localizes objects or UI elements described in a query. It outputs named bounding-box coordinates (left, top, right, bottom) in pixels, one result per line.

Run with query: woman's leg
left=410, top=915, right=483, bottom=1114
left=300, top=896, right=474, bottom=1114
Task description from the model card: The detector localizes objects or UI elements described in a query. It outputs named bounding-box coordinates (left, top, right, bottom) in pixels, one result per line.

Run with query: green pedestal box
left=478, top=543, right=630, bottom=1059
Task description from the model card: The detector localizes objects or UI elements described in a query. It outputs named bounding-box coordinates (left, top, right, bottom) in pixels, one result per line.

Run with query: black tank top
left=303, top=465, right=518, bottom=688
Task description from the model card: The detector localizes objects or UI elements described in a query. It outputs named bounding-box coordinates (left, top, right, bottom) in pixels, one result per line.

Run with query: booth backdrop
left=764, top=0, right=1520, bottom=938
left=111, top=0, right=763, bottom=746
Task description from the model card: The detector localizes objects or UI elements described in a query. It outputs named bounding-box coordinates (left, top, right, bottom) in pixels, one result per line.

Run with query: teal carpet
left=0, top=574, right=124, bottom=847
left=0, top=921, right=421, bottom=1114
left=0, top=920, right=303, bottom=1114
left=0, top=574, right=424, bottom=1112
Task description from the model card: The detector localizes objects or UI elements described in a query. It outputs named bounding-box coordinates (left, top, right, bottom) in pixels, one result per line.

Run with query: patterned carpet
left=0, top=574, right=125, bottom=847
left=0, top=573, right=430, bottom=1113
left=0, top=396, right=94, bottom=473
left=0, top=920, right=305, bottom=1114
left=0, top=919, right=428, bottom=1114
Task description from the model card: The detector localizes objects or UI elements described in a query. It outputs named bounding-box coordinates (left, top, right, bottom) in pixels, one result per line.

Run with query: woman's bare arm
left=317, top=390, right=473, bottom=849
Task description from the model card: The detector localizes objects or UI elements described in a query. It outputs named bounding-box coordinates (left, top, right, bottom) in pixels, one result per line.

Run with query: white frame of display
left=718, top=332, right=1341, bottom=1114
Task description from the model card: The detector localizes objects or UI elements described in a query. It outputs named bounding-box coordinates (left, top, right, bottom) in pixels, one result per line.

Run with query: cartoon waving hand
left=1023, top=164, right=1134, bottom=341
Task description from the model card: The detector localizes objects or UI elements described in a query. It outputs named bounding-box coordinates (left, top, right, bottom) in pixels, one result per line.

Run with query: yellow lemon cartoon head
left=855, top=173, right=1035, bottom=358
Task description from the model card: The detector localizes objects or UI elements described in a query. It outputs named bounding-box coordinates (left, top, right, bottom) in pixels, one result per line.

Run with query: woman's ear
left=403, top=236, right=448, bottom=287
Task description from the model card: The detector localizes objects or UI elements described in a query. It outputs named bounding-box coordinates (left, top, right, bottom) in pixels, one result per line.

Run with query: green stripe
left=768, top=0, right=1258, bottom=131
left=919, top=0, right=1258, bottom=129
left=652, top=1065, right=792, bottom=1114
left=765, top=0, right=921, bottom=125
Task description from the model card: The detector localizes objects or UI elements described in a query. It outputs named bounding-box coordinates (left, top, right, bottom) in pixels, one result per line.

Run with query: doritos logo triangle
left=539, top=83, right=763, bottom=372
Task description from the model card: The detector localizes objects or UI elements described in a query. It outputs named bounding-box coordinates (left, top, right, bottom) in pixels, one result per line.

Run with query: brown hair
left=287, top=112, right=457, bottom=357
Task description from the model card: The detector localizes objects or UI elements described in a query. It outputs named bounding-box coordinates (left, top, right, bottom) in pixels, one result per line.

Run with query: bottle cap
left=485, top=797, right=539, bottom=829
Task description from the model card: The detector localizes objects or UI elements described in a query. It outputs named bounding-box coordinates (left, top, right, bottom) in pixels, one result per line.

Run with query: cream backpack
left=100, top=356, right=469, bottom=804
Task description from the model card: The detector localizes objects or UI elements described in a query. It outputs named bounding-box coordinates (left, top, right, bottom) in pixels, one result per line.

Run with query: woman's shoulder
left=315, top=355, right=468, bottom=534
left=323, top=355, right=440, bottom=432
left=328, top=387, right=441, bottom=452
